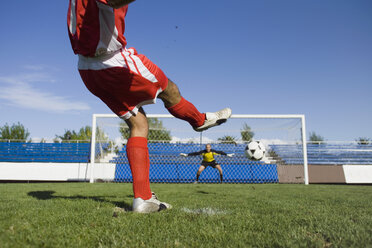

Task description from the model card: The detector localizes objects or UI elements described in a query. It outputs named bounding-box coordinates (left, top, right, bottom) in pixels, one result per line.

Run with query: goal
left=89, top=114, right=309, bottom=184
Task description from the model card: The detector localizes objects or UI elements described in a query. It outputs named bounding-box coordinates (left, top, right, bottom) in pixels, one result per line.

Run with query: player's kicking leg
left=124, top=108, right=172, bottom=213
left=158, top=80, right=232, bottom=131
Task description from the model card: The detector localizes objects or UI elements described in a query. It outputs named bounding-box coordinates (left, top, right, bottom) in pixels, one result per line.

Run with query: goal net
left=90, top=114, right=308, bottom=184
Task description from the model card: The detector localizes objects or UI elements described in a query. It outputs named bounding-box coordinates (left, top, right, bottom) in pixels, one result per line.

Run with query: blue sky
left=0, top=0, right=371, bottom=141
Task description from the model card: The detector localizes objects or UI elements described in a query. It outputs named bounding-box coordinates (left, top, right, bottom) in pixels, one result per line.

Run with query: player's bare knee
left=165, top=80, right=179, bottom=94
left=159, top=80, right=181, bottom=107
left=123, top=111, right=149, bottom=138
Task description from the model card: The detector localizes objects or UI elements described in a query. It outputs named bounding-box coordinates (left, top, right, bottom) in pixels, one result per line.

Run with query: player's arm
left=106, top=0, right=135, bottom=9
left=188, top=150, right=204, bottom=156
left=180, top=150, right=204, bottom=157
left=212, top=150, right=234, bottom=157
left=211, top=149, right=227, bottom=156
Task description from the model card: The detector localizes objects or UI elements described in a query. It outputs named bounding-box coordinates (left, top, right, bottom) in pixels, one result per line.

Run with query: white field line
left=181, top=207, right=229, bottom=215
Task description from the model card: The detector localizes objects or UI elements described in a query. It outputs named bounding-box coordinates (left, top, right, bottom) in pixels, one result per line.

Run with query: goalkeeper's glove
left=180, top=153, right=188, bottom=157
left=227, top=153, right=234, bottom=157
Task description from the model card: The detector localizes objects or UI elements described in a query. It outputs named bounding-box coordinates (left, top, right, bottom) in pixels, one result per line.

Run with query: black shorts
left=201, top=160, right=218, bottom=168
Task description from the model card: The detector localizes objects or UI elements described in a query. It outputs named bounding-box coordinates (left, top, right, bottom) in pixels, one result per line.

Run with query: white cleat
left=194, top=108, right=232, bottom=132
left=132, top=192, right=172, bottom=213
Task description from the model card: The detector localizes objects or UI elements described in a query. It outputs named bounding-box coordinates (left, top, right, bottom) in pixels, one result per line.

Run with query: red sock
left=167, top=97, right=206, bottom=128
left=126, top=137, right=152, bottom=200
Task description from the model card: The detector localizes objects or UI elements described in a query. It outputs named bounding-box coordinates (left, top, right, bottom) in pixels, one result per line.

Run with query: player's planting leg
left=158, top=80, right=232, bottom=131
left=124, top=109, right=172, bottom=213
left=126, top=137, right=152, bottom=200
left=133, top=192, right=172, bottom=213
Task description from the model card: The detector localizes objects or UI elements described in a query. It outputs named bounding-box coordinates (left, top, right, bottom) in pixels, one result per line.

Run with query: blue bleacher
left=270, top=143, right=372, bottom=165
left=0, top=142, right=90, bottom=163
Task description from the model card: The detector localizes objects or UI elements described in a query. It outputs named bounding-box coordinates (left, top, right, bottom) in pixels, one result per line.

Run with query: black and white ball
left=245, top=141, right=266, bottom=160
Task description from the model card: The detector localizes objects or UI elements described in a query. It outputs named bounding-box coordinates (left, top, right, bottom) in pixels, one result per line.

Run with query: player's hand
left=180, top=153, right=188, bottom=157
left=227, top=153, right=234, bottom=157
left=107, top=0, right=135, bottom=9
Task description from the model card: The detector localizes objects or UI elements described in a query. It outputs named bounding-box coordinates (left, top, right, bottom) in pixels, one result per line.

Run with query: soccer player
left=67, top=0, right=232, bottom=213
left=180, top=144, right=234, bottom=184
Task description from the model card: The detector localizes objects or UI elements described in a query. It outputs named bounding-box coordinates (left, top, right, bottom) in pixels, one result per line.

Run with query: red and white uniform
left=67, top=0, right=168, bottom=119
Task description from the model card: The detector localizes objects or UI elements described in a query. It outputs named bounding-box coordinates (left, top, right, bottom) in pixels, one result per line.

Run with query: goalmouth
left=90, top=114, right=309, bottom=185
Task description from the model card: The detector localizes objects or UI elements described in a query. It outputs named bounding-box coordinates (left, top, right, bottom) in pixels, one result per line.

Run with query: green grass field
left=0, top=183, right=371, bottom=248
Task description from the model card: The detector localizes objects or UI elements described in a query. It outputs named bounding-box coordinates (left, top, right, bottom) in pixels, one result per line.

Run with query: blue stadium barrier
left=2, top=141, right=371, bottom=181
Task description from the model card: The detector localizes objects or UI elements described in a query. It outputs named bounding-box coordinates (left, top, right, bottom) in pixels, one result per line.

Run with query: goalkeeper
left=181, top=144, right=234, bottom=184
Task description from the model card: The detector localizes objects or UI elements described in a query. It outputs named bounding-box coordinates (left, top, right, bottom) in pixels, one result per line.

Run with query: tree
left=56, top=125, right=114, bottom=156
left=56, top=126, right=107, bottom=143
left=218, top=135, right=237, bottom=145
left=356, top=137, right=370, bottom=145
left=241, top=123, right=254, bottom=142
left=0, top=122, right=30, bottom=142
left=148, top=118, right=171, bottom=142
left=119, top=117, right=171, bottom=142
left=56, top=129, right=83, bottom=143
left=76, top=126, right=92, bottom=141
left=308, top=132, right=324, bottom=145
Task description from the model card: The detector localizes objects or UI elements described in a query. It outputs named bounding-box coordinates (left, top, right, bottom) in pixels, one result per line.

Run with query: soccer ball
left=245, top=141, right=266, bottom=161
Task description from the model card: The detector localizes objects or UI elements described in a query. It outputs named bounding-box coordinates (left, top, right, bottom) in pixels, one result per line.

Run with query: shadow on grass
left=196, top=190, right=210, bottom=194
left=27, top=191, right=132, bottom=211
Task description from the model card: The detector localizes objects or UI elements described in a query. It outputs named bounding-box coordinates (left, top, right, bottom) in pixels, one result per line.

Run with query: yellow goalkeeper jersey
left=188, top=149, right=227, bottom=162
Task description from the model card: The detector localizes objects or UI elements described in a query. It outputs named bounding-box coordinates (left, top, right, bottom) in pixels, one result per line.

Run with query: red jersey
left=67, top=0, right=128, bottom=57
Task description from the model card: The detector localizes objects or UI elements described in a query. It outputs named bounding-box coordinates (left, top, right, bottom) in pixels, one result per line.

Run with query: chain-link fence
left=113, top=143, right=279, bottom=183
left=92, top=114, right=307, bottom=184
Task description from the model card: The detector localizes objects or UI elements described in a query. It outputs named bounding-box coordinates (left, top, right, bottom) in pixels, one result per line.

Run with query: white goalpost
left=89, top=114, right=309, bottom=185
